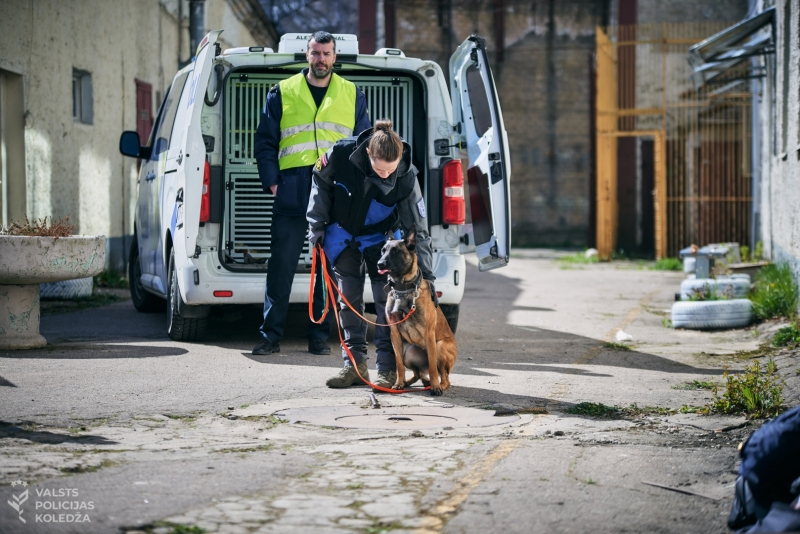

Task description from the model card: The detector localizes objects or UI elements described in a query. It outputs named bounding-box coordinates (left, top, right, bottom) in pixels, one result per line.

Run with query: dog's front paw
left=429, top=385, right=443, bottom=396
left=392, top=382, right=405, bottom=390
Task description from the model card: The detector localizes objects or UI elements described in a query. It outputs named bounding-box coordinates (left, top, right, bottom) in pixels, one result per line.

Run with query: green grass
left=687, top=283, right=733, bottom=301
left=40, top=293, right=126, bottom=315
left=557, top=251, right=599, bottom=264
left=672, top=380, right=716, bottom=390
left=567, top=402, right=680, bottom=419
left=773, top=323, right=800, bottom=348
left=603, top=341, right=631, bottom=351
left=93, top=269, right=129, bottom=289
left=750, top=263, right=798, bottom=320
left=169, top=526, right=207, bottom=534
left=653, top=257, right=682, bottom=271
left=709, top=358, right=785, bottom=419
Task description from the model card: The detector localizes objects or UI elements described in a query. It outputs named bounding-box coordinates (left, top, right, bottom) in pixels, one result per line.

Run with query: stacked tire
left=39, top=277, right=94, bottom=299
left=672, top=299, right=753, bottom=329
left=679, top=276, right=750, bottom=301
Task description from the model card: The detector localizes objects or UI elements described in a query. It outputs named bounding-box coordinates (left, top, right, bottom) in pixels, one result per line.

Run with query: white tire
left=680, top=277, right=750, bottom=300
left=39, top=277, right=94, bottom=299
left=671, top=299, right=753, bottom=329
left=730, top=273, right=751, bottom=282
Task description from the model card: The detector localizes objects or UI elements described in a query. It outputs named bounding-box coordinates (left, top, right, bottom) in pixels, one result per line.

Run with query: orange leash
left=309, top=244, right=430, bottom=394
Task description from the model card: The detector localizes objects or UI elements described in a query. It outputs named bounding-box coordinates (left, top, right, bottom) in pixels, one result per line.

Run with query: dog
left=377, top=226, right=457, bottom=395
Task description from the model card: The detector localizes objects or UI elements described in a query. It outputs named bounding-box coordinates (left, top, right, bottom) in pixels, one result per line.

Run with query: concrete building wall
left=394, top=0, right=607, bottom=247
left=0, top=0, right=274, bottom=271
left=753, top=0, right=800, bottom=275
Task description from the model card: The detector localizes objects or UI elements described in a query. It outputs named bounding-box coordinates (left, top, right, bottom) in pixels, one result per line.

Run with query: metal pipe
left=189, top=0, right=206, bottom=60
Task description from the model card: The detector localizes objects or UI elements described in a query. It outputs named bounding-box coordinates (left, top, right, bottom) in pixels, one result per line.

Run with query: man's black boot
left=252, top=338, right=280, bottom=355
left=308, top=338, right=331, bottom=355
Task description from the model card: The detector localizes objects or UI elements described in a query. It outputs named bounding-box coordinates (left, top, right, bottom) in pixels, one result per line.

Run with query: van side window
left=150, top=71, right=190, bottom=159
left=465, top=66, right=492, bottom=138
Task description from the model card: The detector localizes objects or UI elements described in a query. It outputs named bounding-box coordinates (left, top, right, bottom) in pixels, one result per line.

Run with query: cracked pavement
left=1, top=252, right=797, bottom=533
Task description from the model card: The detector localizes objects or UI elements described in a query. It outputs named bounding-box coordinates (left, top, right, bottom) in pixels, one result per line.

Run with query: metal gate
left=595, top=23, right=752, bottom=259
left=222, top=73, right=415, bottom=265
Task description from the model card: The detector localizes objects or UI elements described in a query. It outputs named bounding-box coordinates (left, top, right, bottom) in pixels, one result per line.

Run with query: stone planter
left=0, top=235, right=105, bottom=349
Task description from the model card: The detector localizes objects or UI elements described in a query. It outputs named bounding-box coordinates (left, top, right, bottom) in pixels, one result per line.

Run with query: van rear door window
left=465, top=66, right=492, bottom=138
left=151, top=71, right=190, bottom=158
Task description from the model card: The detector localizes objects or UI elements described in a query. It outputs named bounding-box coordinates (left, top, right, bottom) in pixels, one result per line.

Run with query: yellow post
left=654, top=131, right=667, bottom=259
left=595, top=27, right=618, bottom=261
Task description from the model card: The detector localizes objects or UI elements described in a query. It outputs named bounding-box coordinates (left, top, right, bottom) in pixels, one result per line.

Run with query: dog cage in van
left=221, top=72, right=417, bottom=268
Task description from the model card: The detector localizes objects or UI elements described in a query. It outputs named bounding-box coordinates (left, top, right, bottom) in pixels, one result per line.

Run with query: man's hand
left=270, top=184, right=278, bottom=196
left=426, top=279, right=439, bottom=307
left=308, top=228, right=325, bottom=248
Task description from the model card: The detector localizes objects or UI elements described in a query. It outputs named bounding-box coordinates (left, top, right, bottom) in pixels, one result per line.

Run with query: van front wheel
left=440, top=304, right=460, bottom=334
left=167, top=249, right=208, bottom=341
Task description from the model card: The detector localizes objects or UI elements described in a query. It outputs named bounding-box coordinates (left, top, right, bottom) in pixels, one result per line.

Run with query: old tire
left=129, top=235, right=166, bottom=313
left=671, top=299, right=753, bottom=330
left=680, top=277, right=750, bottom=300
left=167, top=249, right=208, bottom=341
left=40, top=277, right=94, bottom=299
left=440, top=304, right=459, bottom=334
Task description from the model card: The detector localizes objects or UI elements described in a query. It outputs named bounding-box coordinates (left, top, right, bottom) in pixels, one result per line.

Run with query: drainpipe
left=189, top=0, right=206, bottom=60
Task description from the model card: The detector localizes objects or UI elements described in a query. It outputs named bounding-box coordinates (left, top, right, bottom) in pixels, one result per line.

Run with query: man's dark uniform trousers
left=307, top=128, right=435, bottom=372
left=253, top=69, right=371, bottom=350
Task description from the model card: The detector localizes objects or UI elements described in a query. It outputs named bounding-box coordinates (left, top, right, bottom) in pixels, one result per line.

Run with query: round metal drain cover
left=275, top=404, right=518, bottom=430
left=336, top=413, right=458, bottom=429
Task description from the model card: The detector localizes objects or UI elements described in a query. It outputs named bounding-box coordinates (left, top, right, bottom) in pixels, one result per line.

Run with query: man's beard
left=311, top=63, right=332, bottom=79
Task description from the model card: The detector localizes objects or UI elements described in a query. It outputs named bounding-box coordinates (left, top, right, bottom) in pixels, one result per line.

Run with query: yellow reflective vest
left=278, top=73, right=356, bottom=170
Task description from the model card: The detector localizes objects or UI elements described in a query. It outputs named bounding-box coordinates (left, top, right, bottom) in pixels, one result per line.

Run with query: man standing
left=253, top=31, right=371, bottom=356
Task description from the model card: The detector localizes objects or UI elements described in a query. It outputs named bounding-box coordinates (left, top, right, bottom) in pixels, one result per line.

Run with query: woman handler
left=306, top=119, right=436, bottom=389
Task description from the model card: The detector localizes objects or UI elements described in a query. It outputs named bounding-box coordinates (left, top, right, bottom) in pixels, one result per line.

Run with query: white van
left=119, top=31, right=511, bottom=341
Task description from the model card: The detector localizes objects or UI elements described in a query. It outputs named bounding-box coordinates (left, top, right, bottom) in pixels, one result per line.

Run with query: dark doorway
left=640, top=139, right=655, bottom=255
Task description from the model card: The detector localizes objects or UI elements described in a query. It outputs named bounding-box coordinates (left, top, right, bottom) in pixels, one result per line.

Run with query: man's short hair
left=308, top=31, right=335, bottom=52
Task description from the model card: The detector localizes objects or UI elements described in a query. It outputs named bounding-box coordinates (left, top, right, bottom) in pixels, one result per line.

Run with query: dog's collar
left=387, top=268, right=422, bottom=295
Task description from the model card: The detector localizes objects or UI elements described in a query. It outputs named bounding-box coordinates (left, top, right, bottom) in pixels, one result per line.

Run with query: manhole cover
left=275, top=405, right=518, bottom=430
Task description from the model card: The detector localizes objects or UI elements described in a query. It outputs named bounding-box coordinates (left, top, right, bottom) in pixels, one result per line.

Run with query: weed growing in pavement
left=750, top=263, right=798, bottom=320
left=773, top=322, right=800, bottom=348
left=653, top=257, right=682, bottom=271
left=603, top=341, right=631, bottom=351
left=662, top=317, right=673, bottom=328
left=557, top=251, right=599, bottom=264
left=347, top=483, right=364, bottom=489
left=568, top=402, right=680, bottom=419
left=584, top=478, right=597, bottom=485
left=93, top=269, right=128, bottom=289
left=567, top=402, right=622, bottom=418
left=40, top=293, right=126, bottom=315
left=166, top=525, right=207, bottom=534
left=163, top=414, right=197, bottom=422
left=672, top=380, right=716, bottom=390
left=688, top=283, right=733, bottom=301
left=709, top=358, right=786, bottom=419
left=1, top=215, right=75, bottom=237
left=213, top=444, right=272, bottom=454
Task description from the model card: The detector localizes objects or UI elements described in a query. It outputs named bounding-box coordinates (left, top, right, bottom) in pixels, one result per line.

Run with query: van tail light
left=199, top=160, right=211, bottom=223
left=442, top=159, right=465, bottom=225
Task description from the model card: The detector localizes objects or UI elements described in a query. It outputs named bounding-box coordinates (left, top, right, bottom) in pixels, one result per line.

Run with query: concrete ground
left=0, top=251, right=797, bottom=533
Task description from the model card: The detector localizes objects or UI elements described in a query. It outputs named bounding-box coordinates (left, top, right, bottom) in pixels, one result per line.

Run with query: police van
left=119, top=31, right=511, bottom=341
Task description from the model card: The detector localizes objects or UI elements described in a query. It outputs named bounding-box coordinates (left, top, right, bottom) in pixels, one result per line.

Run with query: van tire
left=671, top=299, right=753, bottom=330
left=129, top=235, right=166, bottom=313
left=440, top=304, right=459, bottom=334
left=167, top=249, right=208, bottom=341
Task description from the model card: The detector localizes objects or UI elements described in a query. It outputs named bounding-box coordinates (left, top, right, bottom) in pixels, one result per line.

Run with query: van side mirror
left=119, top=131, right=142, bottom=158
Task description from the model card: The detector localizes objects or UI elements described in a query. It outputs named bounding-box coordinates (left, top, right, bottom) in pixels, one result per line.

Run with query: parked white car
left=119, top=31, right=511, bottom=341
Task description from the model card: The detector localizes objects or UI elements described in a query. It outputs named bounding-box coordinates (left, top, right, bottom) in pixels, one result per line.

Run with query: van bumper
left=178, top=250, right=466, bottom=306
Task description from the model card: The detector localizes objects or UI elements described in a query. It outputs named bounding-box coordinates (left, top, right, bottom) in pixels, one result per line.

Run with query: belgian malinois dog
left=377, top=226, right=457, bottom=395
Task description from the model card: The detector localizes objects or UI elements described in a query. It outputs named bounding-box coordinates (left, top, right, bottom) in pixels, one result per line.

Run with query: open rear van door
left=173, top=30, right=222, bottom=260
left=450, top=35, right=511, bottom=271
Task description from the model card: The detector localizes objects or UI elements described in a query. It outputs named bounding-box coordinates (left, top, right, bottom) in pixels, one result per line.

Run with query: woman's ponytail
left=368, top=119, right=403, bottom=162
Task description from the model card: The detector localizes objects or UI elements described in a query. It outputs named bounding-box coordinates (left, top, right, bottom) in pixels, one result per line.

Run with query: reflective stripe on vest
left=278, top=73, right=356, bottom=170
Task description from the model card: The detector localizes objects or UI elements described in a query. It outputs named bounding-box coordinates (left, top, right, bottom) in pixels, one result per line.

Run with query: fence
left=595, top=22, right=752, bottom=259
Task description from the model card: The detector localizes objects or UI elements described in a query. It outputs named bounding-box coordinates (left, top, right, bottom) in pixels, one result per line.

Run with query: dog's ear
left=404, top=225, right=417, bottom=251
